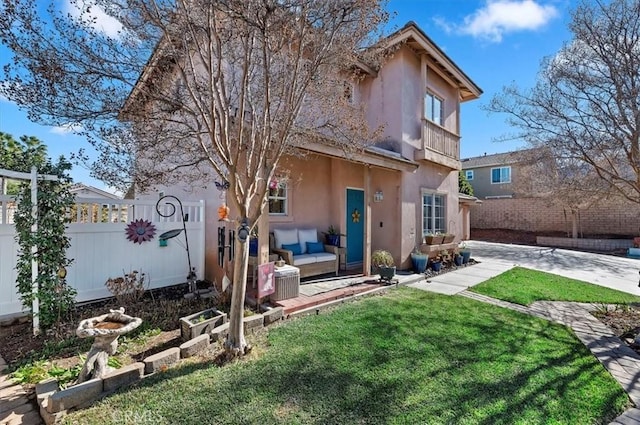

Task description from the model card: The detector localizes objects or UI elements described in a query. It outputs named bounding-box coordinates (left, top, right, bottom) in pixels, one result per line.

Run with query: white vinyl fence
left=0, top=196, right=205, bottom=319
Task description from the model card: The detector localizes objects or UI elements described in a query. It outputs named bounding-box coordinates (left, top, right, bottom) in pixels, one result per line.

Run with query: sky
left=0, top=0, right=575, bottom=192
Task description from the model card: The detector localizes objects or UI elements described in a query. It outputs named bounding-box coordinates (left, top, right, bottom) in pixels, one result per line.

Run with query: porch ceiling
left=302, top=142, right=419, bottom=173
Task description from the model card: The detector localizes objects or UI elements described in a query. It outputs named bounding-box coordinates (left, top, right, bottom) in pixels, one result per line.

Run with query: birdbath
left=76, top=307, right=142, bottom=383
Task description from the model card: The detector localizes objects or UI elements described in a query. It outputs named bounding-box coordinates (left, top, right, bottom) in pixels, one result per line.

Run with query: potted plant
left=424, top=232, right=444, bottom=245
left=249, top=226, right=259, bottom=256
left=459, top=242, right=471, bottom=264
left=452, top=247, right=463, bottom=266
left=429, top=255, right=442, bottom=272
left=410, top=247, right=428, bottom=273
left=371, top=249, right=395, bottom=283
left=442, top=233, right=455, bottom=244
left=323, top=225, right=345, bottom=247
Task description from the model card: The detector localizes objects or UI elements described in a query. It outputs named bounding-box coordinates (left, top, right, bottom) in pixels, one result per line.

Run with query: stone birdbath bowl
left=75, top=307, right=142, bottom=383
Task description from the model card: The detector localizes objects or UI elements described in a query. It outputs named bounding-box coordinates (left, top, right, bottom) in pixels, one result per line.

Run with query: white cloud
left=62, top=0, right=124, bottom=39
left=50, top=123, right=83, bottom=135
left=436, top=0, right=559, bottom=43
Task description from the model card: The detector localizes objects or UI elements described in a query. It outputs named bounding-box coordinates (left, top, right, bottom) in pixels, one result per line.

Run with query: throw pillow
left=306, top=241, right=325, bottom=254
left=281, top=243, right=302, bottom=256
left=297, top=228, right=318, bottom=254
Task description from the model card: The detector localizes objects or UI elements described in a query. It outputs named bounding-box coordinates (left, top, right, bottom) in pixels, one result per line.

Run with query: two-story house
left=129, top=21, right=482, bottom=278
left=460, top=151, right=529, bottom=200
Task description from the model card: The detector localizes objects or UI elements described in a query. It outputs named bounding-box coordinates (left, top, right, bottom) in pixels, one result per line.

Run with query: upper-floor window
left=465, top=170, right=474, bottom=180
left=491, top=166, right=511, bottom=184
left=424, top=92, right=443, bottom=126
left=268, top=181, right=288, bottom=215
left=422, top=191, right=445, bottom=235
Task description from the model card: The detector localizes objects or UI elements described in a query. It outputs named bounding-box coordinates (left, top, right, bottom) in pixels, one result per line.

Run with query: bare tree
left=511, top=147, right=614, bottom=237
left=487, top=0, right=640, bottom=205
left=0, top=0, right=388, bottom=355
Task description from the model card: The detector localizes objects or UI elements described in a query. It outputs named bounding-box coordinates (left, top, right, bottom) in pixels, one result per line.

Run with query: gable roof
left=70, top=183, right=121, bottom=200
left=382, top=22, right=482, bottom=102
left=461, top=149, right=533, bottom=169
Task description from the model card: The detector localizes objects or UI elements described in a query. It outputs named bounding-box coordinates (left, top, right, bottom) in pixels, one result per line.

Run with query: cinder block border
left=36, top=307, right=285, bottom=424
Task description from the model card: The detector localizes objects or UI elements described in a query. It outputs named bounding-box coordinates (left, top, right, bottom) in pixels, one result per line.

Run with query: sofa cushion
left=282, top=243, right=302, bottom=255
left=314, top=252, right=337, bottom=262
left=273, top=228, right=298, bottom=249
left=292, top=254, right=318, bottom=266
left=306, top=241, right=325, bottom=254
left=297, top=228, right=318, bottom=254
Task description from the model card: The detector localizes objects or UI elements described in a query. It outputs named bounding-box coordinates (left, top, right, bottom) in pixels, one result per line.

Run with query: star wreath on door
left=351, top=208, right=360, bottom=223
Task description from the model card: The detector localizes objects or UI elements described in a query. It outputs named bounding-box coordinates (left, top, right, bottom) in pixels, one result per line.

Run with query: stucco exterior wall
left=471, top=197, right=639, bottom=236
left=466, top=165, right=516, bottom=199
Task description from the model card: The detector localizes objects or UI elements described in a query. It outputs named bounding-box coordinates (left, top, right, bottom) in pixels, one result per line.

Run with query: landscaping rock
left=47, top=378, right=103, bottom=413
left=143, top=347, right=180, bottom=374
left=103, top=362, right=144, bottom=392
left=262, top=307, right=283, bottom=325
left=179, top=334, right=210, bottom=358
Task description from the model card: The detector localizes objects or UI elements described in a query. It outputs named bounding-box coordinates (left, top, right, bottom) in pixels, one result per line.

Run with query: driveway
left=466, top=240, right=640, bottom=296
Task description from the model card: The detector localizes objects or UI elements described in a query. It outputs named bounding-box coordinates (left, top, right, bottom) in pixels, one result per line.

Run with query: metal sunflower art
left=125, top=219, right=157, bottom=244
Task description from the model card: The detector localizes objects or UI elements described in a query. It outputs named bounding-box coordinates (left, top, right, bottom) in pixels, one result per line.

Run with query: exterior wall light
left=374, top=190, right=384, bottom=202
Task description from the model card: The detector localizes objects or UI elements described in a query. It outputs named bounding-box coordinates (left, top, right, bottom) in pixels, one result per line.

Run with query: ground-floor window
left=268, top=180, right=288, bottom=215
left=422, top=192, right=445, bottom=235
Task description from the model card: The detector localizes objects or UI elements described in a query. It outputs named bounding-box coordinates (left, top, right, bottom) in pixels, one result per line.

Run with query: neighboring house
left=460, top=151, right=529, bottom=200
left=127, top=21, right=482, bottom=278
left=69, top=183, right=124, bottom=223
left=69, top=183, right=121, bottom=200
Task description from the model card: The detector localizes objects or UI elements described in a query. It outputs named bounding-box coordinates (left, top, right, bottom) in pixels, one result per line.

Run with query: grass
left=470, top=267, right=640, bottom=306
left=64, top=287, right=629, bottom=425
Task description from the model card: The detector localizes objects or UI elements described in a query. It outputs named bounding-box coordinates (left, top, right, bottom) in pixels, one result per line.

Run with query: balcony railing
left=422, top=119, right=460, bottom=160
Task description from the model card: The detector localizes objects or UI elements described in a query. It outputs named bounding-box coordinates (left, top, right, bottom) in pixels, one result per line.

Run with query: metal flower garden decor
left=125, top=219, right=157, bottom=244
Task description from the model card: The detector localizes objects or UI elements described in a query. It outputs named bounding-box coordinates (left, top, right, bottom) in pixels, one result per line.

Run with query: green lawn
left=64, top=287, right=629, bottom=425
left=469, top=267, right=640, bottom=306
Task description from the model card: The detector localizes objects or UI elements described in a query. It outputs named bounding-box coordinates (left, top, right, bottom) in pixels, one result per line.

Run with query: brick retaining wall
left=471, top=198, right=640, bottom=236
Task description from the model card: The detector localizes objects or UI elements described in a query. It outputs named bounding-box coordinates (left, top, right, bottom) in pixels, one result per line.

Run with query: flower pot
left=425, top=235, right=444, bottom=245
left=430, top=260, right=442, bottom=272
left=376, top=265, right=396, bottom=283
left=325, top=234, right=340, bottom=247
left=460, top=250, right=471, bottom=264
left=442, top=234, right=455, bottom=244
left=249, top=238, right=258, bottom=256
left=454, top=255, right=463, bottom=266
left=411, top=253, right=428, bottom=273
left=179, top=308, right=227, bottom=342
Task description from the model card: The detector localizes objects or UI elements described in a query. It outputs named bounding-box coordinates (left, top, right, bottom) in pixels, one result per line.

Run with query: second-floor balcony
left=414, top=119, right=461, bottom=170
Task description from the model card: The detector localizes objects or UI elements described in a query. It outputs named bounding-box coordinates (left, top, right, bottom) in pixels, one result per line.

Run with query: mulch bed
left=0, top=283, right=219, bottom=368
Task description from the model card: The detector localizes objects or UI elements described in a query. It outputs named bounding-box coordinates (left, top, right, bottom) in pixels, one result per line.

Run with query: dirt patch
left=592, top=305, right=640, bottom=352
left=0, top=283, right=220, bottom=368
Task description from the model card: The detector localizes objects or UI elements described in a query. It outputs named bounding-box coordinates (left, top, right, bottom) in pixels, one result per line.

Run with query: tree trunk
left=571, top=210, right=578, bottom=239
left=225, top=235, right=250, bottom=355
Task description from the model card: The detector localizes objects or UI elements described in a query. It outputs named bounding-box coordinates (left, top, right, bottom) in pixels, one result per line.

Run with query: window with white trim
left=491, top=166, right=511, bottom=184
left=424, top=92, right=443, bottom=126
left=465, top=170, right=474, bottom=180
left=422, top=192, right=446, bottom=236
left=268, top=182, right=288, bottom=215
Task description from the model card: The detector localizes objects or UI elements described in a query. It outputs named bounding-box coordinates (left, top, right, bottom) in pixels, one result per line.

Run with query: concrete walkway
left=407, top=240, right=640, bottom=424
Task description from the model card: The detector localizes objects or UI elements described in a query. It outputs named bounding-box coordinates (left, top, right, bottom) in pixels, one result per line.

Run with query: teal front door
left=346, top=188, right=364, bottom=265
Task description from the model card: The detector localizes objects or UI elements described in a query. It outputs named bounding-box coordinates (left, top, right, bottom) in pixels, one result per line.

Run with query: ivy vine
left=7, top=135, right=76, bottom=330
